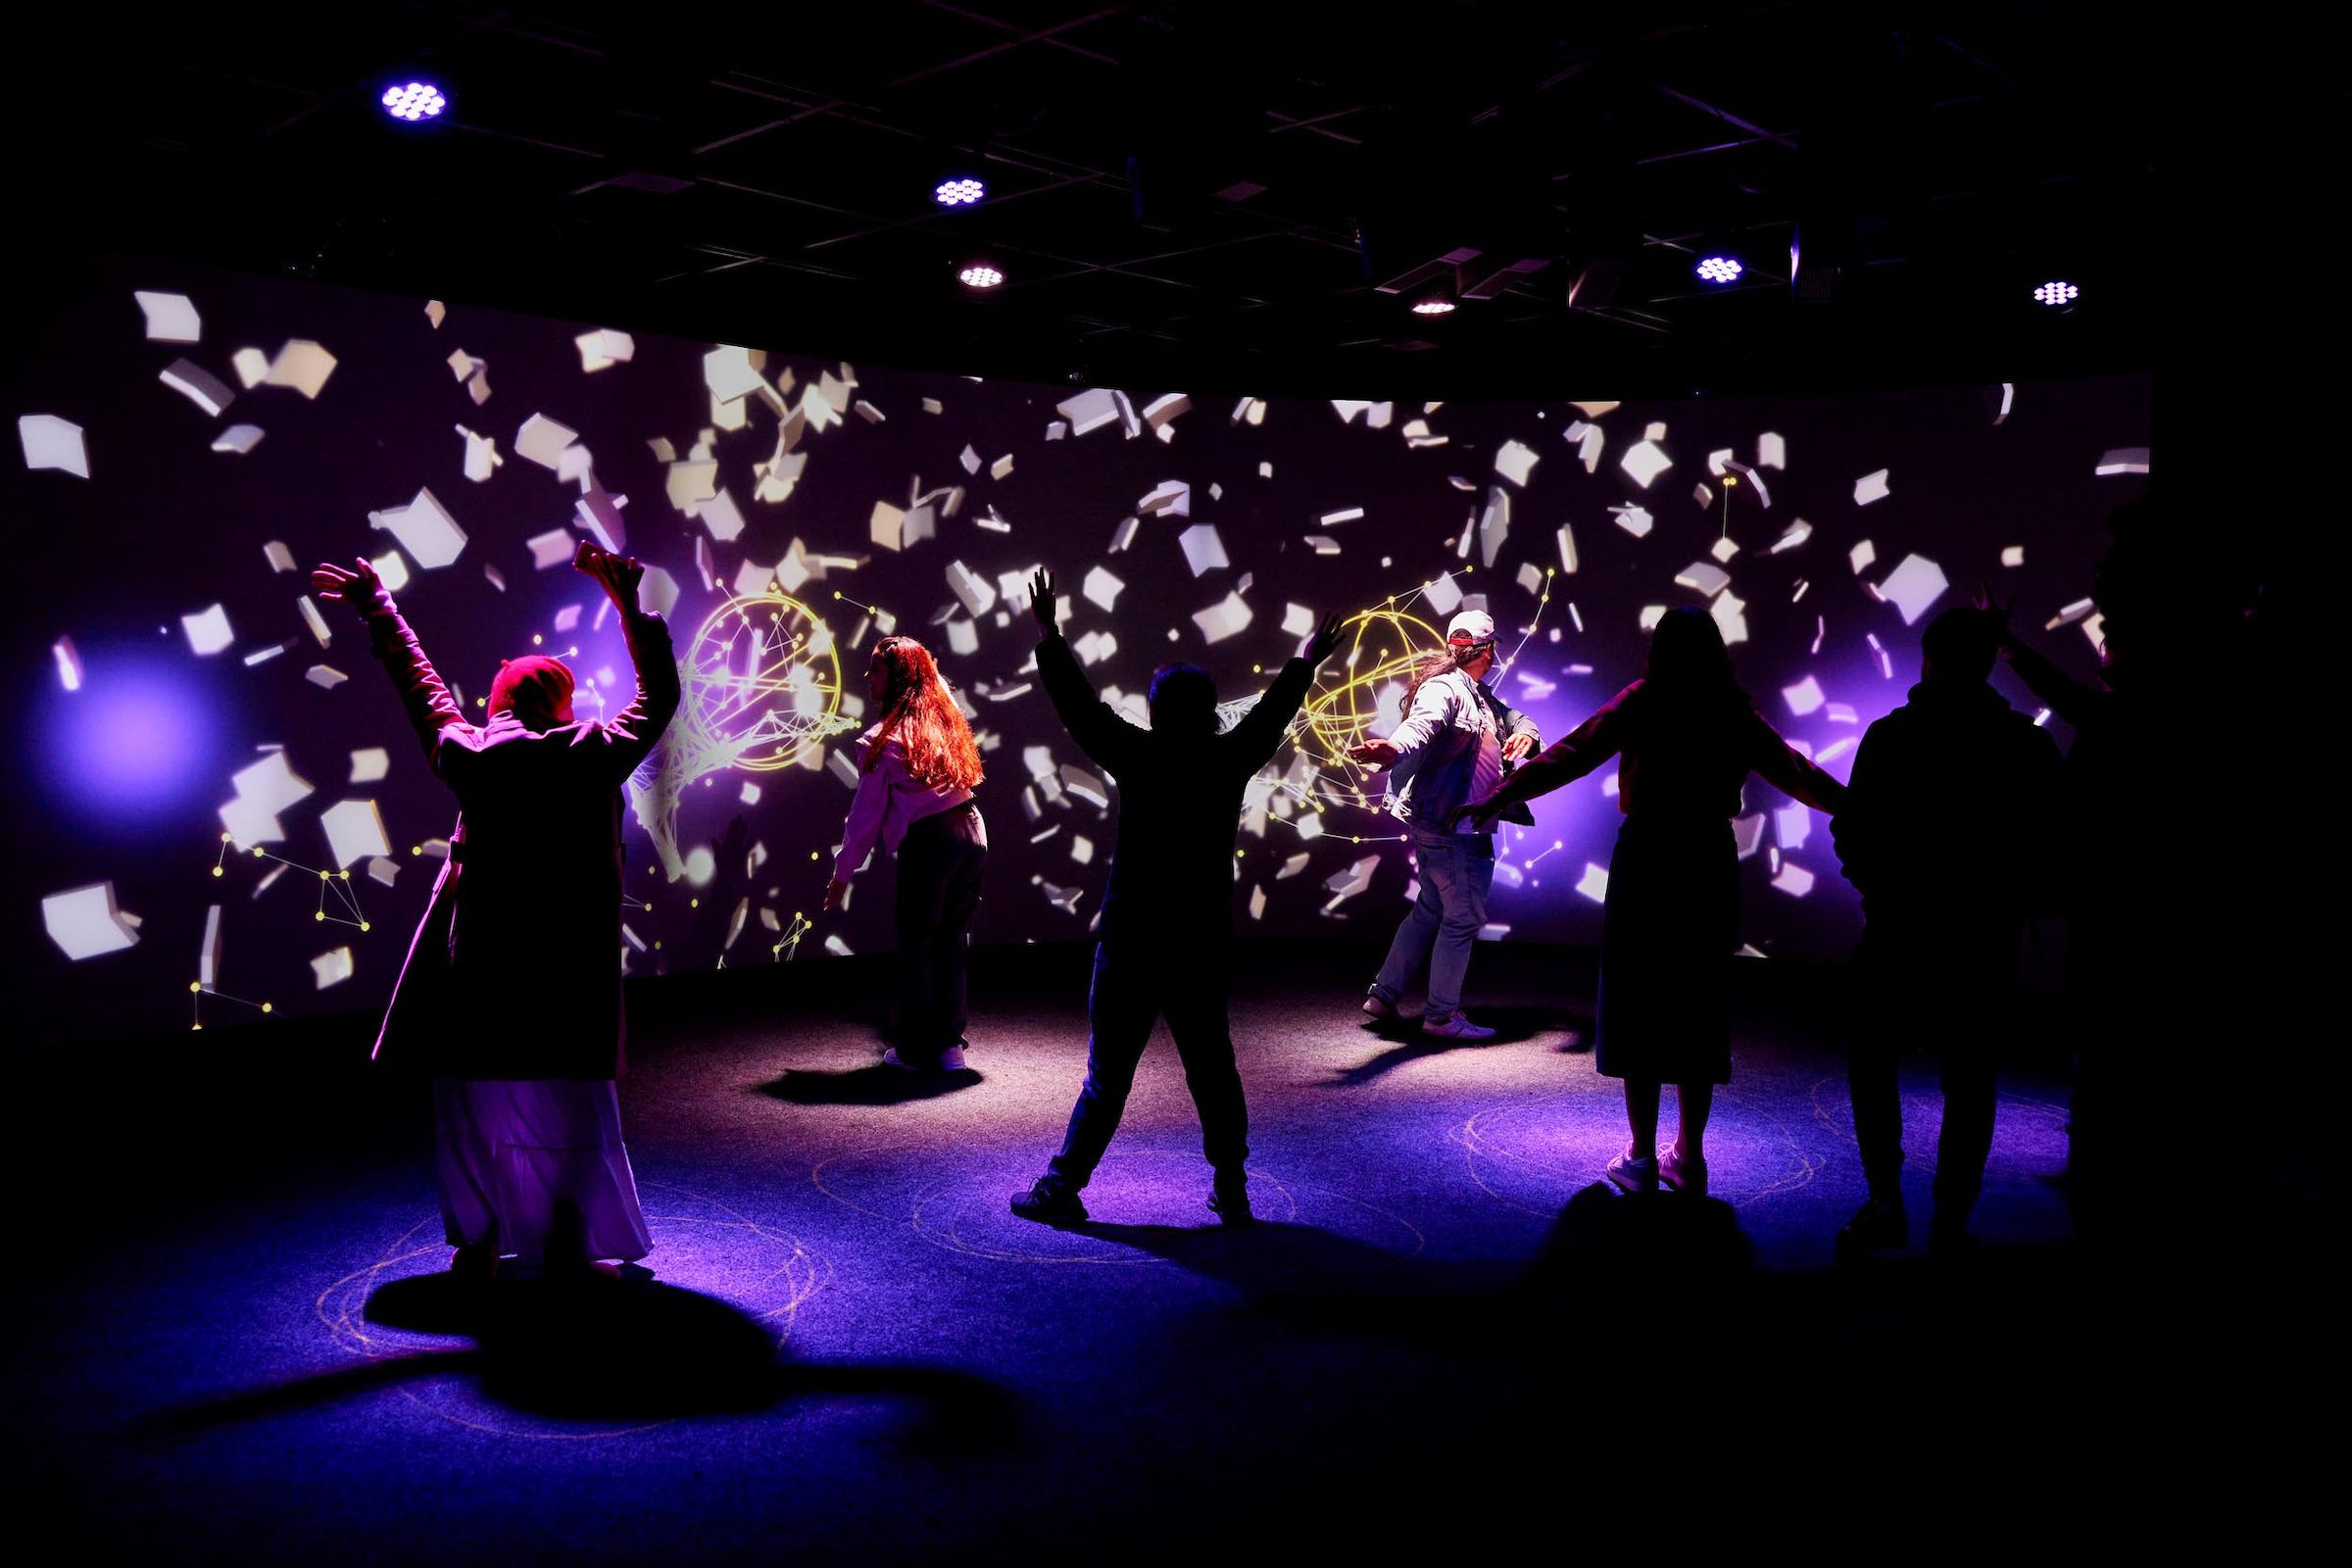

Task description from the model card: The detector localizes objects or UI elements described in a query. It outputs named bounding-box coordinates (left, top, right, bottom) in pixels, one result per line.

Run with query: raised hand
left=311, top=558, right=389, bottom=614
left=1348, top=737, right=1400, bottom=767
left=1502, top=732, right=1537, bottom=763
left=1028, top=567, right=1059, bottom=635
left=1305, top=611, right=1348, bottom=666
left=575, top=540, right=646, bottom=612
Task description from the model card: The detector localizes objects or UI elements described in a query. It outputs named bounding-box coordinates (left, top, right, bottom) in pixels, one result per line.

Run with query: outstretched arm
left=1228, top=612, right=1347, bottom=772
left=313, top=558, right=466, bottom=768
left=576, top=541, right=680, bottom=780
left=1028, top=567, right=1146, bottom=775
left=1452, top=692, right=1628, bottom=829
left=1748, top=708, right=1848, bottom=813
left=1983, top=585, right=2103, bottom=729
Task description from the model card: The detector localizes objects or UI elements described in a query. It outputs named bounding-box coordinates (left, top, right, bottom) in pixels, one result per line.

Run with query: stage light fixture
left=957, top=262, right=1004, bottom=290
left=380, top=80, right=447, bottom=122
left=1410, top=292, right=1456, bottom=316
left=935, top=177, right=986, bottom=207
left=2034, top=280, right=2080, bottom=306
left=1695, top=255, right=1743, bottom=284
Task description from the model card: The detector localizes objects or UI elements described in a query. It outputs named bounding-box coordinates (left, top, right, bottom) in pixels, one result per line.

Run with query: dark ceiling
left=11, top=3, right=2157, bottom=399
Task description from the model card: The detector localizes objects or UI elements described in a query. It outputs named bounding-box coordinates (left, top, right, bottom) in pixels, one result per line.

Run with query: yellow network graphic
left=192, top=831, right=374, bottom=1028
left=1298, top=604, right=1446, bottom=786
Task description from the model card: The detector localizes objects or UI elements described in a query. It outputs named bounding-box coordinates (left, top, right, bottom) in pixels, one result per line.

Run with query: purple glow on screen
left=37, top=657, right=220, bottom=820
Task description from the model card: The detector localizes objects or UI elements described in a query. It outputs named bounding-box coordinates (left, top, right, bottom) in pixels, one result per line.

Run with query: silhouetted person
left=1456, top=608, right=1846, bottom=1197
left=313, top=542, right=677, bottom=1282
left=824, top=635, right=988, bottom=1072
left=1992, top=492, right=2247, bottom=1251
left=1348, top=609, right=1541, bottom=1039
left=1832, top=608, right=2063, bottom=1258
left=1010, top=568, right=1345, bottom=1226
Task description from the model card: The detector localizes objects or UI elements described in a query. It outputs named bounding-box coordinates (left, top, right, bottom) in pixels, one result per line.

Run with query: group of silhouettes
left=315, top=490, right=2200, bottom=1280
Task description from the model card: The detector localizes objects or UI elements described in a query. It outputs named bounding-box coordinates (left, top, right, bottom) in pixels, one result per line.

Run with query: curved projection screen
left=7, top=252, right=2149, bottom=1045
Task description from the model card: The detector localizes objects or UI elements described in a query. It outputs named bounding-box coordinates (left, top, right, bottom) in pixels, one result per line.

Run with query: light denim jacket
left=1381, top=668, right=1541, bottom=828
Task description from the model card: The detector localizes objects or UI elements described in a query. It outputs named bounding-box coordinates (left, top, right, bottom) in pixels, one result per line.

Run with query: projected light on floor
left=1695, top=256, right=1743, bottom=284
left=1410, top=294, right=1455, bottom=316
left=935, top=177, right=986, bottom=207
left=379, top=81, right=448, bottom=122
left=2034, top=280, right=2080, bottom=306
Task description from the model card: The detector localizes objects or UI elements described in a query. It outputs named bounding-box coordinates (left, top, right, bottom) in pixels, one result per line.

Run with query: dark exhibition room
left=1, top=4, right=2310, bottom=1559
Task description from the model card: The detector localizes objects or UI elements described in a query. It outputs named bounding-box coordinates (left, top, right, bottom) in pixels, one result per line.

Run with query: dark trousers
left=893, top=804, right=986, bottom=1062
left=1046, top=940, right=1248, bottom=1191
left=1848, top=935, right=2009, bottom=1226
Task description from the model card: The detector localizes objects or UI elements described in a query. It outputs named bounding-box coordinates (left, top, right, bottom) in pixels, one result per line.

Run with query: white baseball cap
left=1446, top=610, right=1496, bottom=646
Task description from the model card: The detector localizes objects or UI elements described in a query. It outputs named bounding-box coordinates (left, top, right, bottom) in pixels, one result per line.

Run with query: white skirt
left=432, top=1078, right=652, bottom=1264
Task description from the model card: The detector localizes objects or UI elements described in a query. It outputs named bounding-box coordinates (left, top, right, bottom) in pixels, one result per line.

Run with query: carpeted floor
left=8, top=943, right=2164, bottom=1558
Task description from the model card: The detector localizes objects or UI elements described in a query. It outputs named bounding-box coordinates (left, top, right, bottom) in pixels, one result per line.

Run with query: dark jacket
left=366, top=599, right=679, bottom=1078
left=1035, top=630, right=1314, bottom=944
left=1833, top=678, right=2063, bottom=950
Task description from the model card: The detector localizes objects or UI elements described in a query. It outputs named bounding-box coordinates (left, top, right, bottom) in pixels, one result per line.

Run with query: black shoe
left=1837, top=1197, right=1909, bottom=1257
left=1207, top=1179, right=1255, bottom=1227
left=1928, top=1218, right=1983, bottom=1263
left=450, top=1242, right=498, bottom=1285
left=1010, top=1179, right=1088, bottom=1225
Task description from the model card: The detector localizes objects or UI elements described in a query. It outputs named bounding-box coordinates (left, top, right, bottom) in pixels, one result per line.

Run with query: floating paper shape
left=696, top=489, right=747, bottom=543
left=306, top=664, right=347, bottom=689
left=1849, top=540, right=1877, bottom=574
left=182, top=604, right=234, bottom=657
left=1853, top=468, right=1891, bottom=506
left=575, top=329, right=635, bottom=371
left=456, top=424, right=500, bottom=481
left=318, top=799, right=389, bottom=868
left=1138, top=480, right=1191, bottom=517
left=1143, top=393, right=1190, bottom=428
left=1771, top=519, right=1812, bottom=555
left=134, top=290, right=202, bottom=342
left=1710, top=591, right=1748, bottom=646
left=527, top=530, right=574, bottom=569
left=1734, top=814, right=1767, bottom=858
left=424, top=300, right=446, bottom=328
left=265, top=340, right=337, bottom=399
left=991, top=454, right=1014, bottom=480
left=1620, top=438, right=1672, bottom=489
left=1611, top=505, right=1652, bottom=538
left=2001, top=546, right=2025, bottom=567
left=1676, top=562, right=1731, bottom=598
left=1476, top=487, right=1510, bottom=567
left=665, top=459, right=719, bottom=513
left=219, top=750, right=313, bottom=845
left=52, top=636, right=81, bottom=691
left=1782, top=675, right=1826, bottom=717
left=1083, top=566, right=1124, bottom=612
left=1876, top=554, right=1949, bottom=625
left=1710, top=535, right=1739, bottom=564
left=369, top=488, right=466, bottom=567
left=230, top=348, right=272, bottom=389
left=1281, top=603, right=1316, bottom=637
left=312, top=947, right=355, bottom=989
left=1421, top=572, right=1463, bottom=615
left=1055, top=388, right=1122, bottom=436
left=1494, top=439, right=1540, bottom=487
left=1771, top=861, right=1816, bottom=897
left=704, top=346, right=769, bottom=404
left=2095, top=447, right=2150, bottom=476
left=1573, top=863, right=1610, bottom=904
left=1178, top=523, right=1229, bottom=576
left=160, top=359, right=235, bottom=416
left=947, top=561, right=998, bottom=618
left=43, top=882, right=140, bottom=959
left=350, top=747, right=390, bottom=783
left=1303, top=535, right=1341, bottom=556
left=212, top=424, right=266, bottom=455
left=20, top=414, right=89, bottom=477
left=1192, top=591, right=1253, bottom=644
left=514, top=414, right=578, bottom=470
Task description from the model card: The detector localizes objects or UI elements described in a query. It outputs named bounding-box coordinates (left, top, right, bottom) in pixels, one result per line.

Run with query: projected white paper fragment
left=945, top=618, right=979, bottom=657
left=52, top=636, right=81, bottom=691
left=43, top=882, right=140, bottom=959
left=1710, top=592, right=1748, bottom=646
left=1517, top=563, right=1544, bottom=596
left=368, top=857, right=401, bottom=888
left=1574, top=863, right=1609, bottom=904
left=1056, top=388, right=1122, bottom=436
left=1710, top=535, right=1740, bottom=564
left=1733, top=813, right=1767, bottom=858
left=1771, top=519, right=1812, bottom=555
left=1639, top=605, right=1667, bottom=631
left=574, top=328, right=634, bottom=371
left=265, top=340, right=337, bottom=399
left=311, top=947, right=355, bottom=990
left=295, top=597, right=331, bottom=649
left=1853, top=469, right=1891, bottom=506
left=1192, top=591, right=1254, bottom=644
left=160, top=359, right=236, bottom=417
left=1282, top=603, right=1317, bottom=638
left=318, top=799, right=390, bottom=868
left=350, top=747, right=390, bottom=784
left=1619, top=439, right=1672, bottom=489
left=1775, top=804, right=1812, bottom=852
left=1331, top=400, right=1374, bottom=424
left=1849, top=540, right=1877, bottom=574
left=703, top=346, right=769, bottom=404
left=1083, top=566, right=1125, bottom=612
left=524, top=530, right=573, bottom=570
left=1756, top=431, right=1786, bottom=470
left=1421, top=571, right=1463, bottom=615
left=369, top=488, right=466, bottom=567
left=696, top=489, right=747, bottom=544
left=21, top=414, right=89, bottom=477
left=1877, top=554, right=1950, bottom=625
left=212, top=423, right=265, bottom=455
left=514, top=414, right=578, bottom=471
left=1676, top=562, right=1731, bottom=599
left=454, top=424, right=500, bottom=482
left=666, top=460, right=719, bottom=513
left=182, top=604, right=234, bottom=657
left=135, top=290, right=202, bottom=342
left=1771, top=861, right=1816, bottom=898
left=261, top=541, right=296, bottom=574
left=1476, top=487, right=1510, bottom=566
left=947, top=561, right=998, bottom=617
left=1494, top=440, right=1540, bottom=487
left=243, top=644, right=286, bottom=667
left=1611, top=505, right=1653, bottom=539
left=1179, top=523, right=1229, bottom=576
left=2095, top=447, right=2150, bottom=476
left=1570, top=401, right=1619, bottom=418
left=306, top=664, right=347, bottom=689
left=1139, top=480, right=1191, bottom=517
left=2001, top=546, right=2025, bottom=567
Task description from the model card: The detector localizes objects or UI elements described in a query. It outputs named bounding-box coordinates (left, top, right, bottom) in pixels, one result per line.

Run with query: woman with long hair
left=1454, top=608, right=1846, bottom=1196
left=824, top=636, right=988, bottom=1071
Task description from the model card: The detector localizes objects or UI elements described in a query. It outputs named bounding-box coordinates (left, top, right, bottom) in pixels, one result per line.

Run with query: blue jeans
left=1369, top=824, right=1494, bottom=1017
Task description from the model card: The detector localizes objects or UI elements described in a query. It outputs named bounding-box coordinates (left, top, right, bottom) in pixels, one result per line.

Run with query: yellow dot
left=315, top=911, right=325, bottom=921
left=189, top=982, right=202, bottom=994
left=192, top=1023, right=203, bottom=1032
left=360, top=922, right=371, bottom=933
left=1723, top=474, right=1740, bottom=487
left=212, top=866, right=223, bottom=878
left=532, top=633, right=543, bottom=646
left=412, top=846, right=422, bottom=856
left=810, top=851, right=819, bottom=860
left=253, top=847, right=266, bottom=858
left=220, top=831, right=231, bottom=843
left=339, top=869, right=351, bottom=880
left=319, top=869, right=330, bottom=880
left=654, top=941, right=662, bottom=950
left=262, top=1003, right=273, bottom=1014
left=689, top=898, right=699, bottom=907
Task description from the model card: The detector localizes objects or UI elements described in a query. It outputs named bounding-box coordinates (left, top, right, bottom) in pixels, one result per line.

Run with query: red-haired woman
left=824, top=636, right=989, bottom=1071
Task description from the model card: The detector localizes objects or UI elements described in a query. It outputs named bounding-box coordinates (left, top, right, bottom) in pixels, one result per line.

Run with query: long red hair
left=866, top=637, right=984, bottom=791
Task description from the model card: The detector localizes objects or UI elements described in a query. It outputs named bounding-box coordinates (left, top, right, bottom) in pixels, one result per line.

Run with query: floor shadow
left=135, top=1271, right=1017, bottom=1450
left=759, top=1064, right=985, bottom=1105
left=1329, top=1005, right=1582, bottom=1085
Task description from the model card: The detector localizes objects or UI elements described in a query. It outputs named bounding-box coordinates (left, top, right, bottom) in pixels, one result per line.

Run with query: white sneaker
left=1606, top=1147, right=1661, bottom=1194
left=1421, top=1011, right=1495, bottom=1041
left=1362, top=992, right=1397, bottom=1019
left=1659, top=1142, right=1708, bottom=1196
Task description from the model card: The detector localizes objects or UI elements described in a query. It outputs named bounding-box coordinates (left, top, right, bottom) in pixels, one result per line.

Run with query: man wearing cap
left=1348, top=609, right=1540, bottom=1039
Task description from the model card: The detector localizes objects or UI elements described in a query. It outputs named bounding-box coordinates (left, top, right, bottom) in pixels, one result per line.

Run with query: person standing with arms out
left=1348, top=610, right=1542, bottom=1040
left=311, top=542, right=678, bottom=1282
left=1832, top=607, right=2063, bottom=1258
left=1454, top=608, right=1845, bottom=1198
left=823, top=636, right=988, bottom=1073
left=1010, top=569, right=1346, bottom=1227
